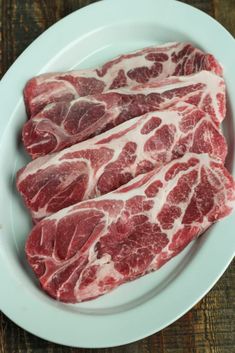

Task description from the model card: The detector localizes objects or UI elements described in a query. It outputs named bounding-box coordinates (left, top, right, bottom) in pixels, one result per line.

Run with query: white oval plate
left=0, top=0, right=234, bottom=348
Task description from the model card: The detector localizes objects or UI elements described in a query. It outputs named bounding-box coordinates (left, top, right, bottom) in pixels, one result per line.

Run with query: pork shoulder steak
left=17, top=103, right=227, bottom=221
left=24, top=42, right=222, bottom=117
left=22, top=71, right=225, bottom=158
left=25, top=153, right=235, bottom=303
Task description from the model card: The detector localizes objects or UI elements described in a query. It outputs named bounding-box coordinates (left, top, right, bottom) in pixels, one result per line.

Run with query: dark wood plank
left=0, top=0, right=97, bottom=78
left=0, top=1, right=234, bottom=353
left=178, top=0, right=214, bottom=16
left=214, top=0, right=235, bottom=37
left=178, top=0, right=235, bottom=37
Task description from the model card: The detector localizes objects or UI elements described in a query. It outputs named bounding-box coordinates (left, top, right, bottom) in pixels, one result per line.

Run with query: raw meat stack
left=17, top=42, right=235, bottom=303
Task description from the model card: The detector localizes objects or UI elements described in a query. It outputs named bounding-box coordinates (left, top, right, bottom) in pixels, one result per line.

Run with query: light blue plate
left=0, top=0, right=234, bottom=348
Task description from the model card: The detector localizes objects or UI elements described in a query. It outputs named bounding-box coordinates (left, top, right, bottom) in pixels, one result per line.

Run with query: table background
left=0, top=1, right=234, bottom=352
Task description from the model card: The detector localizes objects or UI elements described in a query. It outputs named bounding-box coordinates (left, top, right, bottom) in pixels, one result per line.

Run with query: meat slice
left=17, top=103, right=227, bottom=222
left=22, top=71, right=226, bottom=158
left=24, top=42, right=223, bottom=117
left=25, top=153, right=235, bottom=303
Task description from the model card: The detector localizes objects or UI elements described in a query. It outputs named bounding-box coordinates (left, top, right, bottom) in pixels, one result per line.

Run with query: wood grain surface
left=0, top=1, right=234, bottom=352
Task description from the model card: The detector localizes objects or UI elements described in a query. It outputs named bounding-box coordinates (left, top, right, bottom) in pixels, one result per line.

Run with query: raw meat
left=24, top=42, right=223, bottom=117
left=22, top=71, right=226, bottom=158
left=25, top=153, right=235, bottom=303
left=17, top=103, right=227, bottom=222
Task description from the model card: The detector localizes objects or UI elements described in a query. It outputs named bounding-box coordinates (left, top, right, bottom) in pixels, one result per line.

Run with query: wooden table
left=0, top=1, right=234, bottom=352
